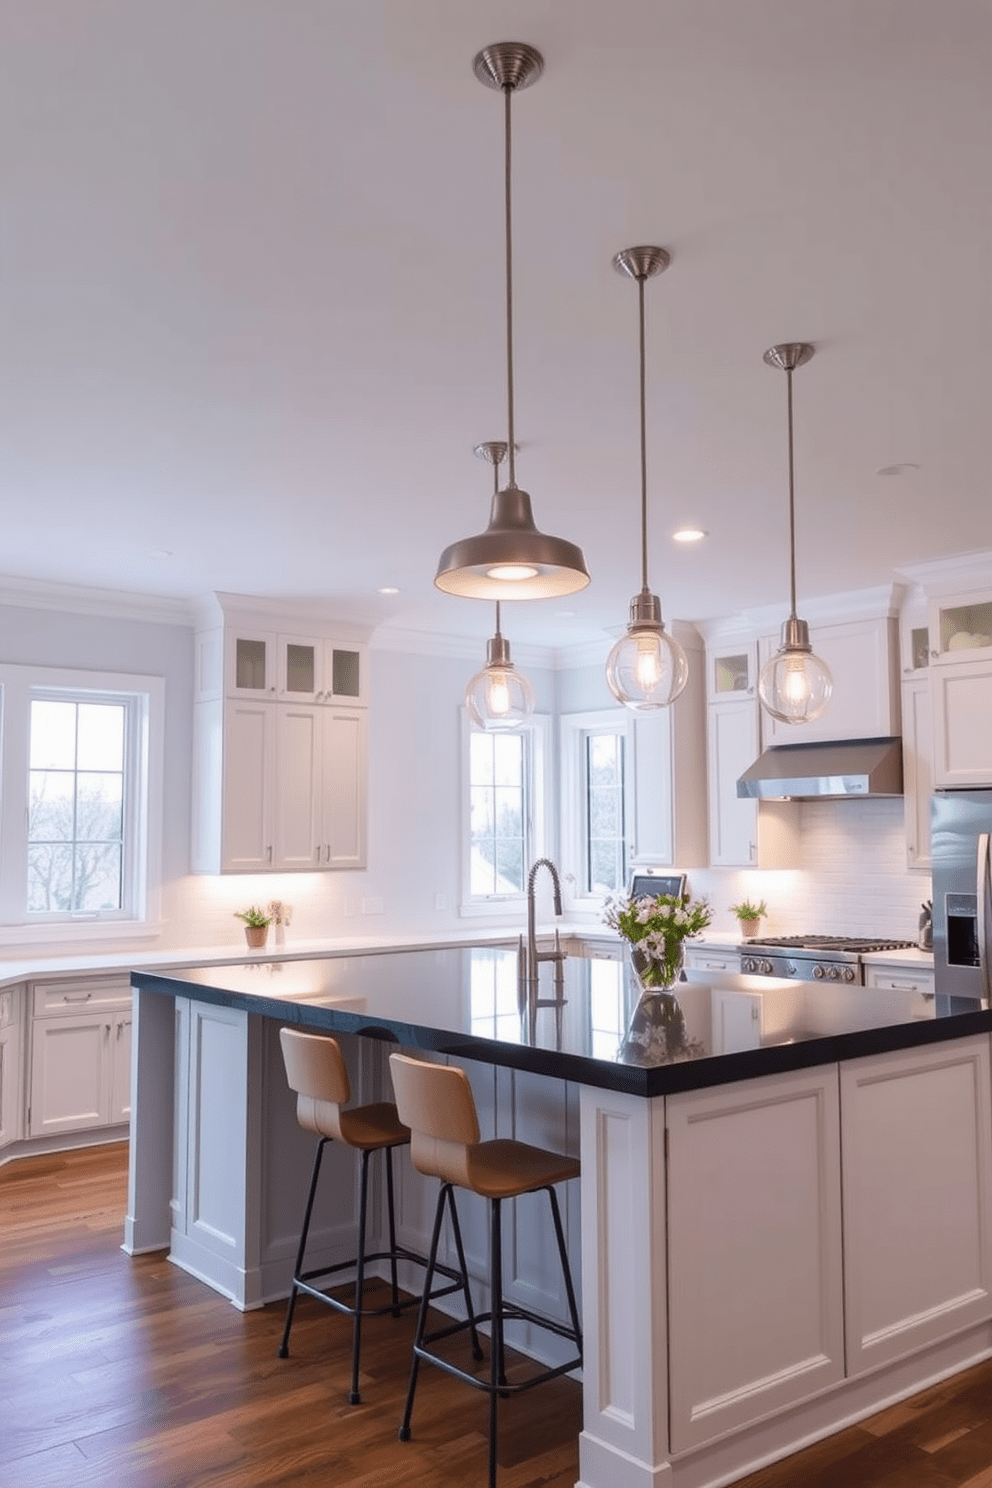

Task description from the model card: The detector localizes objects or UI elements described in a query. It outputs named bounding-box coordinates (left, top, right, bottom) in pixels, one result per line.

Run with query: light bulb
left=465, top=660, right=535, bottom=731
left=635, top=636, right=661, bottom=691
left=486, top=563, right=540, bottom=582
left=758, top=646, right=833, bottom=725
left=486, top=671, right=511, bottom=716
left=606, top=625, right=689, bottom=711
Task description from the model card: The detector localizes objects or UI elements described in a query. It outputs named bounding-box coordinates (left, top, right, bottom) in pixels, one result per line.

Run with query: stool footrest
left=414, top=1306, right=582, bottom=1396
left=293, top=1245, right=468, bottom=1320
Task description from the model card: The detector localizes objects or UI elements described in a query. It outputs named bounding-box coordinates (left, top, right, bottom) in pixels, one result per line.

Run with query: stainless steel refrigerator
left=932, top=788, right=992, bottom=1012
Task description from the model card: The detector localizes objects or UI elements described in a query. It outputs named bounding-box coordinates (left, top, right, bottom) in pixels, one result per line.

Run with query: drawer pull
left=62, top=992, right=93, bottom=1003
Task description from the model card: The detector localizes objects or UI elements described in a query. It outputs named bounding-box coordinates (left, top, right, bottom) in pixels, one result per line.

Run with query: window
left=560, top=711, right=631, bottom=912
left=0, top=665, right=163, bottom=938
left=461, top=713, right=549, bottom=916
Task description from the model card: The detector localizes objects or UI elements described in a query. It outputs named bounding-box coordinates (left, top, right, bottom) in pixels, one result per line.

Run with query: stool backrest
left=389, top=1053, right=480, bottom=1187
left=280, top=1027, right=351, bottom=1143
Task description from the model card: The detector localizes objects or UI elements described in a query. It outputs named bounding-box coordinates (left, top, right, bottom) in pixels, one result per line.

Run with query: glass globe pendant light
left=464, top=443, right=535, bottom=730
left=757, top=343, right=833, bottom=725
left=605, top=246, right=689, bottom=710
left=434, top=43, right=590, bottom=601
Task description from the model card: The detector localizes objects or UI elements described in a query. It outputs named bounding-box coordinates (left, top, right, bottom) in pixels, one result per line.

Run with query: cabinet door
left=707, top=699, right=758, bottom=865
left=760, top=617, right=899, bottom=745
left=274, top=704, right=322, bottom=869
left=902, top=678, right=934, bottom=865
left=629, top=712, right=673, bottom=863
left=0, top=1017, right=22, bottom=1148
left=110, top=1011, right=133, bottom=1125
left=226, top=630, right=277, bottom=698
left=221, top=700, right=275, bottom=870
left=932, top=660, right=992, bottom=787
left=29, top=1012, right=113, bottom=1136
left=320, top=708, right=367, bottom=868
left=841, top=1037, right=992, bottom=1375
left=666, top=1066, right=844, bottom=1451
left=278, top=635, right=321, bottom=702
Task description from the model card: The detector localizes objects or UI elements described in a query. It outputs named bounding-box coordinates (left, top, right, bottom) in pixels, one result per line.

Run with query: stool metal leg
left=547, top=1185, right=583, bottom=1354
left=488, top=1196, right=504, bottom=1488
left=278, top=1137, right=327, bottom=1359
left=445, top=1186, right=484, bottom=1362
left=384, top=1145, right=401, bottom=1317
left=348, top=1147, right=372, bottom=1404
left=398, top=1178, right=449, bottom=1441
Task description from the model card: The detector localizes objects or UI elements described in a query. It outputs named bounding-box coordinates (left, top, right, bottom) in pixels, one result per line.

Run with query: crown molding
left=0, top=574, right=194, bottom=626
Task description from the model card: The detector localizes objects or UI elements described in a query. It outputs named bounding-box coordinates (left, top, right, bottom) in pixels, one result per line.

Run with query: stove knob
left=760, top=960, right=774, bottom=976
left=827, top=965, right=841, bottom=980
left=843, top=966, right=856, bottom=983
left=742, top=957, right=755, bottom=973
left=813, top=964, right=826, bottom=979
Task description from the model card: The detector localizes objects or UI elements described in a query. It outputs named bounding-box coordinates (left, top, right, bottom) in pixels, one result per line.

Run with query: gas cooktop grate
left=743, top=935, right=916, bottom=954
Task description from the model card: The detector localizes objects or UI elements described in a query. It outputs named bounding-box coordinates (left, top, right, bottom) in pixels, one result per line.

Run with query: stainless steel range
left=740, top=935, right=915, bottom=984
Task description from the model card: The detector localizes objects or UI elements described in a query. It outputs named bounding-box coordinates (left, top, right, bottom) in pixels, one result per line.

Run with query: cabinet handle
left=104, top=1023, right=112, bottom=1035
left=267, top=845, right=273, bottom=863
left=62, top=992, right=92, bottom=1003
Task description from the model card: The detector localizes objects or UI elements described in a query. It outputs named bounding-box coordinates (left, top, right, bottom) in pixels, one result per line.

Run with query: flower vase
left=629, top=943, right=685, bottom=997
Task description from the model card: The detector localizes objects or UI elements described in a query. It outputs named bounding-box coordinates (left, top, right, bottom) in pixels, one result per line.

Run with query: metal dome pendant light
left=605, top=246, right=689, bottom=710
left=757, top=343, right=833, bottom=725
left=464, top=442, right=536, bottom=730
left=434, top=43, right=590, bottom=601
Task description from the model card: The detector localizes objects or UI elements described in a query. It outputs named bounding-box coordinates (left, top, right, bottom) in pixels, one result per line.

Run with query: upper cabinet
left=628, top=625, right=708, bottom=869
left=227, top=630, right=365, bottom=705
left=757, top=603, right=902, bottom=746
left=191, top=597, right=369, bottom=874
left=901, top=556, right=992, bottom=789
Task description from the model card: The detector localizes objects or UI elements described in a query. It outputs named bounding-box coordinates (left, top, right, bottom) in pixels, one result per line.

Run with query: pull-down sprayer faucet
left=520, top=858, right=567, bottom=1037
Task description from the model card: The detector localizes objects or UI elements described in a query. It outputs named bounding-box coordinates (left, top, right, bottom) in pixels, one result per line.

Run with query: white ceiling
left=1, top=1, right=990, bottom=650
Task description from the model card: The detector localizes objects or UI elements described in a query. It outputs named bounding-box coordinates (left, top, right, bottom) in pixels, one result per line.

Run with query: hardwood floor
left=4, top=1145, right=992, bottom=1487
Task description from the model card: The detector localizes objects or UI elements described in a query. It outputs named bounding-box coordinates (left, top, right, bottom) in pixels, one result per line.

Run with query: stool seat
left=277, top=1029, right=474, bottom=1406
left=463, top=1139, right=580, bottom=1200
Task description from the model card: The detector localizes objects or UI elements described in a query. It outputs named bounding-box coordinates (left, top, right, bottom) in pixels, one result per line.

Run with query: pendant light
left=757, top=343, right=833, bottom=725
left=434, top=43, right=590, bottom=600
left=605, top=246, right=689, bottom=710
left=464, top=443, right=536, bottom=730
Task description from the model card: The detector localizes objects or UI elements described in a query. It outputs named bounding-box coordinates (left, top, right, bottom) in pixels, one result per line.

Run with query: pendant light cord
left=786, top=364, right=797, bottom=620
left=503, top=84, right=517, bottom=491
left=638, top=272, right=649, bottom=593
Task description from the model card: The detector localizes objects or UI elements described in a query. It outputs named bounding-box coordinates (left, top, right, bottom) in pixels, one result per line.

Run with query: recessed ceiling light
left=876, top=463, right=920, bottom=477
left=147, top=548, right=173, bottom=559
left=672, top=527, right=707, bottom=543
left=377, top=586, right=400, bottom=595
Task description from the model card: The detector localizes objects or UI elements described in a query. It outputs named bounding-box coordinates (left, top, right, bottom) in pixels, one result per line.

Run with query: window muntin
left=28, top=698, right=129, bottom=915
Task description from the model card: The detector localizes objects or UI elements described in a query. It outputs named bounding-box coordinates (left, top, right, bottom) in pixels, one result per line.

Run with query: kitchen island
left=128, top=948, right=992, bottom=1488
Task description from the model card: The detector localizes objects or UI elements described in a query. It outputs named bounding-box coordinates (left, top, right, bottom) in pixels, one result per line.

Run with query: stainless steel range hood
left=736, top=737, right=904, bottom=800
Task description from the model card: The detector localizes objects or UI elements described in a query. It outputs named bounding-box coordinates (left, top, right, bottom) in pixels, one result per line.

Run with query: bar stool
left=277, top=1028, right=474, bottom=1405
left=388, top=1052, right=582, bottom=1488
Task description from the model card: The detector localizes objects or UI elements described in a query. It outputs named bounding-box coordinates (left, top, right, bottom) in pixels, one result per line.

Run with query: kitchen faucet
left=519, top=858, right=567, bottom=1036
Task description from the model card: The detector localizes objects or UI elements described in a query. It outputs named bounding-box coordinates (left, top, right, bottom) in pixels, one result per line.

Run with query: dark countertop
left=132, top=947, right=988, bottom=1099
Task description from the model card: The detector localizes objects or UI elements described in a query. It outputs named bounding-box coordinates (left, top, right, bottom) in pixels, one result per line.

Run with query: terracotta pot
left=739, top=917, right=761, bottom=940
left=244, top=924, right=268, bottom=949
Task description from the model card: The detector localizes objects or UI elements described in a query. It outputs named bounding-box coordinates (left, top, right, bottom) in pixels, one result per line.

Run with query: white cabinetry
left=192, top=597, right=369, bottom=873
left=628, top=626, right=707, bottom=868
left=0, top=988, right=23, bottom=1150
left=701, top=630, right=798, bottom=868
left=900, top=560, right=992, bottom=789
left=863, top=962, right=934, bottom=995
left=682, top=944, right=740, bottom=974
left=666, top=1065, right=845, bottom=1450
left=28, top=978, right=132, bottom=1137
left=758, top=608, right=901, bottom=745
left=840, top=1036, right=992, bottom=1375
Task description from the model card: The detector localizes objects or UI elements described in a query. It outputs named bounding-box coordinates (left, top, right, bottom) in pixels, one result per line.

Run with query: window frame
left=459, top=710, right=551, bottom=918
left=0, top=664, right=164, bottom=943
left=559, top=709, right=632, bottom=917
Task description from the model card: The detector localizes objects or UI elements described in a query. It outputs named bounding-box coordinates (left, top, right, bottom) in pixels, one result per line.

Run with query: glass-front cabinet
left=708, top=646, right=755, bottom=702
left=227, top=631, right=365, bottom=703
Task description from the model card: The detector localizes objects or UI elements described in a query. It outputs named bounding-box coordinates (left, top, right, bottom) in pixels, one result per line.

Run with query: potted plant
left=730, top=899, right=768, bottom=939
left=235, top=905, right=273, bottom=950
